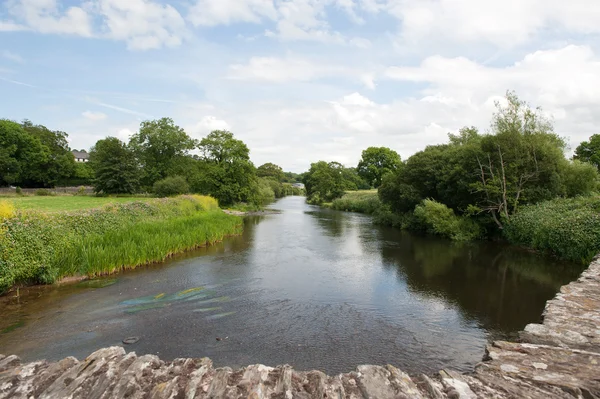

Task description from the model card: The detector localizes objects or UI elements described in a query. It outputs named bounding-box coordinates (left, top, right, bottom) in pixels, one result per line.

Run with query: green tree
left=192, top=130, right=257, bottom=206
left=89, top=137, right=141, bottom=194
left=574, top=134, right=600, bottom=171
left=21, top=120, right=76, bottom=187
left=257, top=162, right=285, bottom=181
left=357, top=147, right=402, bottom=188
left=0, top=119, right=49, bottom=187
left=129, top=118, right=197, bottom=188
left=303, top=161, right=346, bottom=204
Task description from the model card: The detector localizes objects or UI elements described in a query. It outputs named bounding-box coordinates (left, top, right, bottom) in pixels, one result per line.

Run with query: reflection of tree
left=304, top=209, right=347, bottom=238
left=376, top=227, right=582, bottom=333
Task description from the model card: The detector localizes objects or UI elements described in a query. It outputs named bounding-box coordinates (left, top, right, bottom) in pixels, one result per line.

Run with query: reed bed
left=0, top=195, right=240, bottom=293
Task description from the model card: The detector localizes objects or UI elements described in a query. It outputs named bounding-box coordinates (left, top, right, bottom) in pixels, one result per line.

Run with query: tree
left=89, top=137, right=141, bottom=194
left=357, top=147, right=402, bottom=188
left=129, top=118, right=197, bottom=188
left=303, top=161, right=346, bottom=204
left=574, top=134, right=600, bottom=171
left=0, top=119, right=49, bottom=187
left=257, top=162, right=285, bottom=181
left=21, top=120, right=76, bottom=187
left=192, top=130, right=257, bottom=206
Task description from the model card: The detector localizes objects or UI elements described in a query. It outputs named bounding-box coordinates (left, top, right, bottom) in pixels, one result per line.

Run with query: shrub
left=250, top=178, right=276, bottom=206
left=413, top=199, right=481, bottom=241
left=153, top=176, right=190, bottom=197
left=505, top=196, right=600, bottom=263
left=15, top=187, right=22, bottom=196
left=74, top=186, right=87, bottom=196
left=35, top=189, right=54, bottom=196
left=331, top=191, right=382, bottom=214
left=0, top=201, right=14, bottom=219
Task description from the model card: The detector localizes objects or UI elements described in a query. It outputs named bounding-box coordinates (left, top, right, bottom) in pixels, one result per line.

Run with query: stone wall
left=1, top=257, right=599, bottom=398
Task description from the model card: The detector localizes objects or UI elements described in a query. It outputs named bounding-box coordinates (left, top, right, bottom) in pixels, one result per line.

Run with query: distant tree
left=129, top=117, right=197, bottom=188
left=192, top=130, right=257, bottom=206
left=357, top=147, right=402, bottom=188
left=574, top=134, right=600, bottom=171
left=21, top=120, right=76, bottom=187
left=257, top=162, right=285, bottom=181
left=0, top=119, right=49, bottom=187
left=89, top=137, right=141, bottom=194
left=303, top=161, right=346, bottom=204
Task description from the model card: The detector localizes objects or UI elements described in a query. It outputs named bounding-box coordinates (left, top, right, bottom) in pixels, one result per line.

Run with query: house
left=72, top=150, right=90, bottom=163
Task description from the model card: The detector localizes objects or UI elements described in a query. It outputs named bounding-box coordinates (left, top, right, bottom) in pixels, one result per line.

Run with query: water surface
left=0, top=196, right=583, bottom=374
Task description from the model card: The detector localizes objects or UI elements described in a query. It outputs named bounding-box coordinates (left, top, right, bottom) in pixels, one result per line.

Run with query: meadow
left=4, top=195, right=154, bottom=212
left=0, top=195, right=242, bottom=294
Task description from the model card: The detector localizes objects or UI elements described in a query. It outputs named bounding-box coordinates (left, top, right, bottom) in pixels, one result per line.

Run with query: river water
left=0, top=196, right=583, bottom=374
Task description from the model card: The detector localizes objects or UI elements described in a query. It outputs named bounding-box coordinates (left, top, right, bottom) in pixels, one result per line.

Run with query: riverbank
left=1, top=255, right=598, bottom=398
left=0, top=195, right=242, bottom=295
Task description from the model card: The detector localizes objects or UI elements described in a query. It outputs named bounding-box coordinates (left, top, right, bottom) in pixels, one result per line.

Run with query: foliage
left=504, top=196, right=600, bottom=263
left=303, top=161, right=347, bottom=204
left=0, top=195, right=239, bottom=293
left=330, top=190, right=381, bottom=214
left=250, top=178, right=276, bottom=206
left=15, top=187, right=22, bottom=196
left=153, top=176, right=190, bottom=197
left=357, top=147, right=402, bottom=188
left=89, top=137, right=141, bottom=194
left=0, top=200, right=14, bottom=219
left=257, top=163, right=285, bottom=181
left=574, top=134, right=600, bottom=171
left=193, top=130, right=258, bottom=206
left=35, top=189, right=53, bottom=196
left=561, top=160, right=599, bottom=197
left=129, top=118, right=197, bottom=188
left=413, top=199, right=481, bottom=241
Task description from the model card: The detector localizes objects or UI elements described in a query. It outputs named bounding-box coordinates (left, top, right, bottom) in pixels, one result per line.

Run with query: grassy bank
left=5, top=195, right=154, bottom=212
left=0, top=195, right=242, bottom=294
left=505, top=196, right=600, bottom=263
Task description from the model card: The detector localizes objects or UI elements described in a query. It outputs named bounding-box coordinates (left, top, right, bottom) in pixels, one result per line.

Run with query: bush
left=74, top=186, right=87, bottom=196
left=331, top=191, right=382, bottom=214
left=413, top=199, right=481, bottom=241
left=15, top=186, right=22, bottom=196
left=0, top=201, right=14, bottom=219
left=35, top=189, right=54, bottom=196
left=250, top=178, right=276, bottom=206
left=153, top=176, right=190, bottom=197
left=505, top=196, right=600, bottom=263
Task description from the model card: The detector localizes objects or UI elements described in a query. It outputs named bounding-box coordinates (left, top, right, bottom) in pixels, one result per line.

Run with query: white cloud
left=1, top=50, right=24, bottom=63
left=187, top=116, right=231, bottom=138
left=95, top=0, right=187, bottom=50
left=387, top=0, right=600, bottom=48
left=5, top=0, right=93, bottom=37
left=82, top=110, right=107, bottom=121
left=188, top=0, right=277, bottom=27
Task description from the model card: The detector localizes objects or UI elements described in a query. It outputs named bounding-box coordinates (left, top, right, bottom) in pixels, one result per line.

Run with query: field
left=5, top=195, right=153, bottom=212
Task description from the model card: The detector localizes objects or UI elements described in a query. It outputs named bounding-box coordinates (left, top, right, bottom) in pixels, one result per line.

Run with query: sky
left=1, top=0, right=599, bottom=172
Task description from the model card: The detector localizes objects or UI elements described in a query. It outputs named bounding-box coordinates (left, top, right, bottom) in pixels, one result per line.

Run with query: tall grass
left=0, top=195, right=241, bottom=293
left=330, top=190, right=381, bottom=214
left=504, top=196, right=600, bottom=263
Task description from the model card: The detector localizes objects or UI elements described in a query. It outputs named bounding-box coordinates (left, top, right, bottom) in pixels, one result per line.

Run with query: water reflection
left=0, top=197, right=583, bottom=375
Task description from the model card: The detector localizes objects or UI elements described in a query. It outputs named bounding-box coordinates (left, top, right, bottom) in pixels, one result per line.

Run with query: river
left=0, top=196, right=583, bottom=375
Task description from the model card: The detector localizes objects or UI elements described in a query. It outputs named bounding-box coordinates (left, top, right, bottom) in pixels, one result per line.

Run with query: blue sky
left=1, top=0, right=600, bottom=172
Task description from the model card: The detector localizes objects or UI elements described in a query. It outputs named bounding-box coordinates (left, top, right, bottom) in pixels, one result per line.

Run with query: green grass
left=6, top=195, right=153, bottom=212
left=0, top=195, right=241, bottom=293
left=329, top=190, right=381, bottom=214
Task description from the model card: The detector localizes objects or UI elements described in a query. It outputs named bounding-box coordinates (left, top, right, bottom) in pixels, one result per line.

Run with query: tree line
left=303, top=91, right=600, bottom=242
left=0, top=117, right=303, bottom=206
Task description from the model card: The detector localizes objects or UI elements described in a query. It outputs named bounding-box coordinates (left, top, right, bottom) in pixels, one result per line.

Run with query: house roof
left=72, top=150, right=90, bottom=160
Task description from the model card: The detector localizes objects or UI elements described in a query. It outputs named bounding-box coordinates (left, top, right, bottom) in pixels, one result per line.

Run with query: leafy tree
left=192, top=130, right=257, bottom=206
left=561, top=160, right=599, bottom=197
left=89, top=137, right=141, bottom=194
left=303, top=161, right=346, bottom=203
left=129, top=118, right=197, bottom=188
left=574, top=134, right=600, bottom=171
left=153, top=176, right=190, bottom=197
left=21, top=120, right=76, bottom=187
left=357, top=147, right=402, bottom=188
left=257, top=162, right=285, bottom=181
left=0, top=119, right=49, bottom=187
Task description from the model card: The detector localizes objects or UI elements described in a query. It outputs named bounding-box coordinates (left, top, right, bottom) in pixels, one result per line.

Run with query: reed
left=0, top=195, right=241, bottom=293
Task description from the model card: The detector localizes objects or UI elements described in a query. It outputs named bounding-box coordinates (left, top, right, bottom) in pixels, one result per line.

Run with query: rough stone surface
left=1, top=256, right=599, bottom=398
